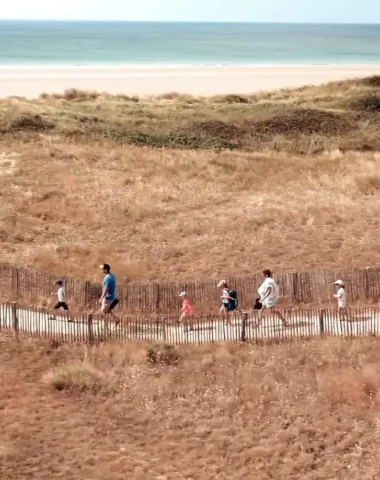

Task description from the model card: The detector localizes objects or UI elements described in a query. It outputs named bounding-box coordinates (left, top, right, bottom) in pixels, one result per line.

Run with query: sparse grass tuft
left=353, top=94, right=380, bottom=112
left=8, top=114, right=55, bottom=132
left=252, top=108, right=352, bottom=136
left=212, top=94, right=251, bottom=104
left=355, top=174, right=380, bottom=195
left=60, top=88, right=100, bottom=101
left=43, top=361, right=110, bottom=393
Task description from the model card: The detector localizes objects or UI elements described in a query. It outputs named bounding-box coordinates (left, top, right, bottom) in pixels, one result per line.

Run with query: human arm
left=260, top=285, right=272, bottom=302
left=99, top=280, right=109, bottom=303
left=221, top=289, right=232, bottom=301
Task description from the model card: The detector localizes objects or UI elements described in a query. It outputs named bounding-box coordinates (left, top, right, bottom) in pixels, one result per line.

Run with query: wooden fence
left=1, top=303, right=380, bottom=345
left=0, top=263, right=380, bottom=314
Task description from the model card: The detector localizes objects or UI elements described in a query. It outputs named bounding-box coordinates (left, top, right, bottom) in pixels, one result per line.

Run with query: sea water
left=1, top=21, right=380, bottom=66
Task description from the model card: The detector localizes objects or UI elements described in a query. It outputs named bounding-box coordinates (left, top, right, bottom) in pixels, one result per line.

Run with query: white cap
left=179, top=292, right=187, bottom=297
left=217, top=280, right=227, bottom=287
left=334, top=279, right=345, bottom=287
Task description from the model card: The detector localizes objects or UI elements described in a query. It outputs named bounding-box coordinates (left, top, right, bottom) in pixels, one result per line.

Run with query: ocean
left=1, top=21, right=380, bottom=67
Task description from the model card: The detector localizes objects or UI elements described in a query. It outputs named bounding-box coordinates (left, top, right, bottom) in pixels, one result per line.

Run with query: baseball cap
left=334, top=279, right=345, bottom=287
left=217, top=280, right=227, bottom=287
left=99, top=264, right=110, bottom=271
left=179, top=292, right=187, bottom=297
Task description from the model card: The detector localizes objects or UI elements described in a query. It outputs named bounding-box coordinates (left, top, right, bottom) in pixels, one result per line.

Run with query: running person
left=99, top=264, right=120, bottom=324
left=218, top=280, right=237, bottom=324
left=179, top=292, right=193, bottom=332
left=51, top=280, right=72, bottom=322
left=257, top=270, right=288, bottom=327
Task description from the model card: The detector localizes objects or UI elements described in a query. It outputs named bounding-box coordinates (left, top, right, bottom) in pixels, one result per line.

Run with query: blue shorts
left=222, top=302, right=236, bottom=312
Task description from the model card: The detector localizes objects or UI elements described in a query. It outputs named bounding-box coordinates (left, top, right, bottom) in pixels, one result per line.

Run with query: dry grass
left=2, top=334, right=380, bottom=478
left=43, top=361, right=109, bottom=393
left=1, top=144, right=380, bottom=282
left=0, top=77, right=380, bottom=282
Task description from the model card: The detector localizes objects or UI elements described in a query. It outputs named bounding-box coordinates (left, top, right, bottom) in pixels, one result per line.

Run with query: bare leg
left=274, top=309, right=288, bottom=327
left=257, top=306, right=266, bottom=326
left=338, top=307, right=349, bottom=322
left=109, top=310, right=121, bottom=326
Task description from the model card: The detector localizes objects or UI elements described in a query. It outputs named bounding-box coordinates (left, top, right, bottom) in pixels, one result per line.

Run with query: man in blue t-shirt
left=99, top=263, right=120, bottom=323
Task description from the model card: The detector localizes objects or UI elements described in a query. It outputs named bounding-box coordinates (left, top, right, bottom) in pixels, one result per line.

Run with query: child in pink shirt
left=179, top=292, right=193, bottom=332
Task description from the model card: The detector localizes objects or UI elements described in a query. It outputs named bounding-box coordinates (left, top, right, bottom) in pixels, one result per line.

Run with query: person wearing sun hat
left=179, top=291, right=193, bottom=332
left=333, top=279, right=348, bottom=320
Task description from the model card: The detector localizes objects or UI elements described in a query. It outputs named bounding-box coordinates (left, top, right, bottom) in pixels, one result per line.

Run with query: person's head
left=334, top=279, right=345, bottom=289
left=55, top=280, right=63, bottom=286
left=99, top=263, right=111, bottom=275
left=263, top=269, right=272, bottom=278
left=217, top=280, right=228, bottom=289
left=179, top=292, right=188, bottom=299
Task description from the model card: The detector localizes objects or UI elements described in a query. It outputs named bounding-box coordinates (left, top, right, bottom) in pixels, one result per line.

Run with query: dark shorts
left=109, top=299, right=119, bottom=311
left=222, top=302, right=236, bottom=312
left=54, top=302, right=69, bottom=311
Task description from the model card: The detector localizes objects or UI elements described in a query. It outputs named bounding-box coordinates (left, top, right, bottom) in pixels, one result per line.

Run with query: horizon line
left=1, top=19, right=380, bottom=25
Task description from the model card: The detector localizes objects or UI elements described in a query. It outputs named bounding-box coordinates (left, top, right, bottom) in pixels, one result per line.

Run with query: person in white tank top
left=333, top=279, right=348, bottom=320
left=257, top=269, right=288, bottom=327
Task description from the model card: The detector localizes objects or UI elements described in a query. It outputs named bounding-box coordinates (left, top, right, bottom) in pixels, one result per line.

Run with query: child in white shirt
left=51, top=280, right=73, bottom=322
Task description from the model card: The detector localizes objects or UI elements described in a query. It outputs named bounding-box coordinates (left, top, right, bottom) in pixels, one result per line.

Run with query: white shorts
left=262, top=297, right=277, bottom=309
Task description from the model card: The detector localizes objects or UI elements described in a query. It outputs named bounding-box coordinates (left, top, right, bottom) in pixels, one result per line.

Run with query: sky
left=0, top=0, right=379, bottom=23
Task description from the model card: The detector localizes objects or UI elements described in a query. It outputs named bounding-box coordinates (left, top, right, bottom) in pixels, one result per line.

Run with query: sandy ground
left=1, top=64, right=380, bottom=97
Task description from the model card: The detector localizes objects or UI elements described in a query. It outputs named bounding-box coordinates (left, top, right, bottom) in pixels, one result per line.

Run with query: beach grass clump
left=8, top=114, right=56, bottom=132
left=353, top=94, right=380, bottom=112
left=355, top=174, right=380, bottom=196
left=360, top=75, right=380, bottom=88
left=212, top=94, right=251, bottom=104
left=43, top=361, right=111, bottom=393
left=250, top=109, right=353, bottom=136
left=146, top=342, right=180, bottom=365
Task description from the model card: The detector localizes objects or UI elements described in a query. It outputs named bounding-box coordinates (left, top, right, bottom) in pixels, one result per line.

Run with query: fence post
left=87, top=314, right=94, bottom=344
left=15, top=268, right=20, bottom=297
left=241, top=312, right=248, bottom=342
left=84, top=281, right=91, bottom=307
left=365, top=267, right=370, bottom=299
left=162, top=316, right=167, bottom=341
left=154, top=284, right=160, bottom=312
left=11, top=302, right=19, bottom=338
left=319, top=308, right=325, bottom=337
left=292, top=272, right=299, bottom=303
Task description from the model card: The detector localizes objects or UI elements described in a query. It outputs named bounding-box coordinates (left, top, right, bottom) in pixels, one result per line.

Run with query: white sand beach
left=0, top=64, right=379, bottom=98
